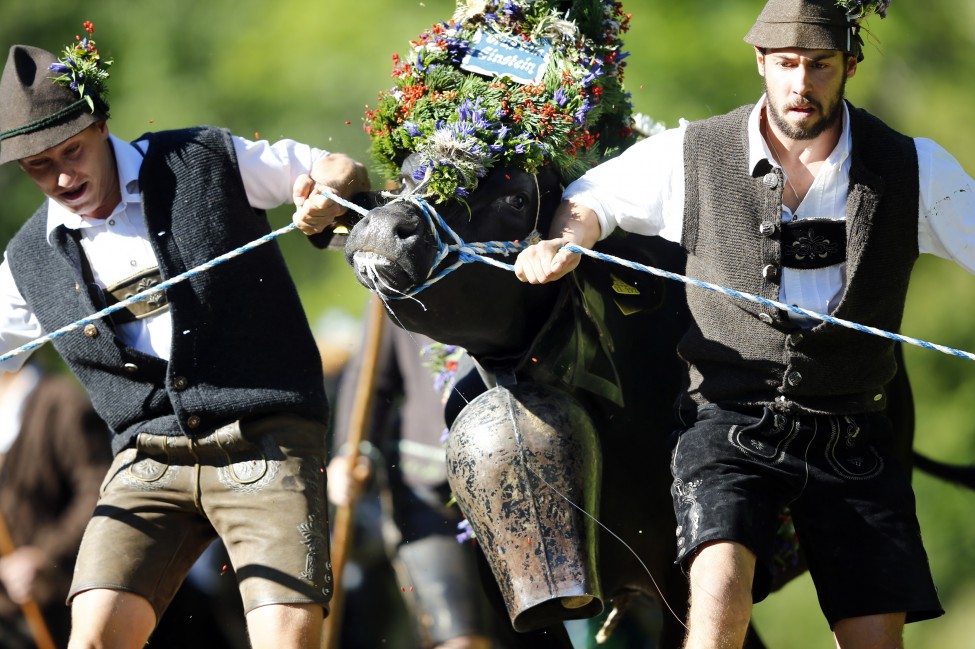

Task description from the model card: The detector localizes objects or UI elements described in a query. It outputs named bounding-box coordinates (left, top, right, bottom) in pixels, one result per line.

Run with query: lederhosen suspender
left=75, top=138, right=171, bottom=327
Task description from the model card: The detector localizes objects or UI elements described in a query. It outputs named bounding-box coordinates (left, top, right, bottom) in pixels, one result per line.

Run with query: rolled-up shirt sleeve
left=563, top=121, right=688, bottom=243
left=916, top=137, right=975, bottom=274
left=0, top=256, right=42, bottom=373
left=233, top=136, right=330, bottom=210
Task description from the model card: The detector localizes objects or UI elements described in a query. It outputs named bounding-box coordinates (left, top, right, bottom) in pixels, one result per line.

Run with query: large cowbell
left=445, top=383, right=603, bottom=632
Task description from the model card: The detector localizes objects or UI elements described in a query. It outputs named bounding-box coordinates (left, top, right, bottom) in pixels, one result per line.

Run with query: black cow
left=337, top=155, right=966, bottom=648
left=339, top=154, right=735, bottom=648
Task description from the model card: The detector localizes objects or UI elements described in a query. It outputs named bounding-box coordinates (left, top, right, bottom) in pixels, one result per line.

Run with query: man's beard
left=765, top=76, right=846, bottom=140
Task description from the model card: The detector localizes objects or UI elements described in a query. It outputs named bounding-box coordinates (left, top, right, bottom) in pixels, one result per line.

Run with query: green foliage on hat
left=364, top=0, right=635, bottom=202
left=47, top=21, right=112, bottom=114
left=835, top=0, right=890, bottom=21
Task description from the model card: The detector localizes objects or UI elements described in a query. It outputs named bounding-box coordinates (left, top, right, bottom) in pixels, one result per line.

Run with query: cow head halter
left=358, top=175, right=544, bottom=301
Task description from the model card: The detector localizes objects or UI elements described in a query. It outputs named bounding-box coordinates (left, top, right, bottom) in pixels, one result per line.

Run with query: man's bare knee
left=246, top=602, right=324, bottom=649
left=833, top=612, right=906, bottom=649
left=68, top=589, right=156, bottom=649
left=684, top=541, right=756, bottom=649
left=689, top=541, right=756, bottom=605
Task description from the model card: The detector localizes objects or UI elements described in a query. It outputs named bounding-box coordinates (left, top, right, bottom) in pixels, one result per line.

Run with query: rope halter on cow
left=369, top=173, right=544, bottom=300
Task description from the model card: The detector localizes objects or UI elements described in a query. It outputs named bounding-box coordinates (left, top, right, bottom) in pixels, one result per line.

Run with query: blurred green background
left=2, top=1, right=974, bottom=647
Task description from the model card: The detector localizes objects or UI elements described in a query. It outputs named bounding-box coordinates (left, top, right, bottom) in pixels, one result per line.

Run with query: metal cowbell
left=445, top=383, right=604, bottom=632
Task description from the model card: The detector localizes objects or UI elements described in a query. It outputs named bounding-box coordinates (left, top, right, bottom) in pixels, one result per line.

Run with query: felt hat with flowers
left=744, top=0, right=890, bottom=62
left=0, top=21, right=112, bottom=164
left=364, top=0, right=635, bottom=202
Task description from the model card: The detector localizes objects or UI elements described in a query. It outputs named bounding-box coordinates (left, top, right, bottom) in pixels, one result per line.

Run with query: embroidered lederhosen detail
left=780, top=218, right=846, bottom=269
left=825, top=415, right=884, bottom=480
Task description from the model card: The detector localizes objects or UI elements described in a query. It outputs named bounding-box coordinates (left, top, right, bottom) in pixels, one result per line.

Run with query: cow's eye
left=505, top=194, right=527, bottom=210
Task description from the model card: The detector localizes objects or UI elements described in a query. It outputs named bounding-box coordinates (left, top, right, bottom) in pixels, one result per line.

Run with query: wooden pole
left=321, top=293, right=387, bottom=649
left=0, top=511, right=57, bottom=649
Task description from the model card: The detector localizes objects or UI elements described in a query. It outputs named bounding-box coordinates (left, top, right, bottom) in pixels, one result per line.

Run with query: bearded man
left=515, top=1, right=972, bottom=647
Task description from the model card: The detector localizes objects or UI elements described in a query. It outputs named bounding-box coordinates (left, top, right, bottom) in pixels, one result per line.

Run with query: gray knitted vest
left=680, top=103, right=918, bottom=414
left=7, top=126, right=327, bottom=454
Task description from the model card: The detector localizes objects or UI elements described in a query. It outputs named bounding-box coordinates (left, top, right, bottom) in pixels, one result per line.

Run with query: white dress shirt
left=565, top=97, right=975, bottom=325
left=0, top=133, right=327, bottom=372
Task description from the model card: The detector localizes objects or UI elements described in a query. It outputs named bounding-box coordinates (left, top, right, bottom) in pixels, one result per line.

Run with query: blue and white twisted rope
left=451, top=239, right=975, bottom=362
left=558, top=244, right=975, bottom=363
left=0, top=191, right=368, bottom=365
left=395, top=196, right=529, bottom=297
left=400, top=195, right=975, bottom=363
left=3, top=188, right=973, bottom=365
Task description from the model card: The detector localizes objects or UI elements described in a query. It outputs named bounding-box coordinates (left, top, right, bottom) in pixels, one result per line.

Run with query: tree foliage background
left=2, top=1, right=974, bottom=647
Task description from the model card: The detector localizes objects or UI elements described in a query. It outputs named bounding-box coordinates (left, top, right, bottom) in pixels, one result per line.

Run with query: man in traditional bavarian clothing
left=515, top=0, right=969, bottom=646
left=0, top=24, right=369, bottom=649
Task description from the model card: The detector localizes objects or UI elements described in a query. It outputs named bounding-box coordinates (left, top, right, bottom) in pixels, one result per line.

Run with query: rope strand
left=389, top=194, right=975, bottom=363
left=0, top=190, right=368, bottom=365
left=3, top=187, right=973, bottom=365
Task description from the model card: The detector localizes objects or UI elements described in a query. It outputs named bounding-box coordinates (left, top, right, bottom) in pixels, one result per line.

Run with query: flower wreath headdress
left=48, top=20, right=113, bottom=114
left=364, top=0, right=635, bottom=202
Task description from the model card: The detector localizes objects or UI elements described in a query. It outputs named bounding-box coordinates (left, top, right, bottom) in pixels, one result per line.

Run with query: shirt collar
left=747, top=95, right=852, bottom=175
left=44, top=134, right=146, bottom=244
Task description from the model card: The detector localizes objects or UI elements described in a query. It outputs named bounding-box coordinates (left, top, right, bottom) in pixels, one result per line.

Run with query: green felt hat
left=744, top=0, right=890, bottom=62
left=0, top=22, right=111, bottom=164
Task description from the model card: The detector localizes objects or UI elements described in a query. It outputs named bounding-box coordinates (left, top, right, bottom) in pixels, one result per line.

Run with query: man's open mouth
left=60, top=183, right=87, bottom=201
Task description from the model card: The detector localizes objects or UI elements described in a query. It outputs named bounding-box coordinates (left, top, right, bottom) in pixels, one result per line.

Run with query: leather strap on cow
left=474, top=276, right=626, bottom=409
left=104, top=267, right=170, bottom=326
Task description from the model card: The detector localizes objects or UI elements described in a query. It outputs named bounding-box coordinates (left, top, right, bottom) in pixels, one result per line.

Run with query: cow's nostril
left=393, top=218, right=420, bottom=240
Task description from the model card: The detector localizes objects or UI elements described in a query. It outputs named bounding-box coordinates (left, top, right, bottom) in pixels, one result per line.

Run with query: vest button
left=173, top=376, right=189, bottom=390
left=787, top=333, right=804, bottom=346
left=759, top=222, right=777, bottom=236
left=83, top=323, right=99, bottom=338
left=186, top=415, right=202, bottom=429
left=75, top=282, right=82, bottom=293
left=763, top=172, right=779, bottom=189
left=762, top=264, right=779, bottom=279
left=124, top=363, right=139, bottom=373
left=758, top=312, right=773, bottom=324
left=786, top=370, right=803, bottom=386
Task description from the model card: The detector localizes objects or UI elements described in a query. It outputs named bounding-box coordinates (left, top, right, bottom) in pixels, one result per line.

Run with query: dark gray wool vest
left=7, top=126, right=327, bottom=454
left=680, top=103, right=919, bottom=415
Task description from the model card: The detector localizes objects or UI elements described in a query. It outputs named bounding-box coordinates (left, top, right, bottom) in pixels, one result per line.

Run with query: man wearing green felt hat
left=0, top=22, right=370, bottom=649
left=516, top=0, right=973, bottom=646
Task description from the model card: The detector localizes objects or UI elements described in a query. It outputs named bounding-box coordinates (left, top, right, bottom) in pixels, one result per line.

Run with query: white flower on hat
left=454, top=0, right=493, bottom=23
